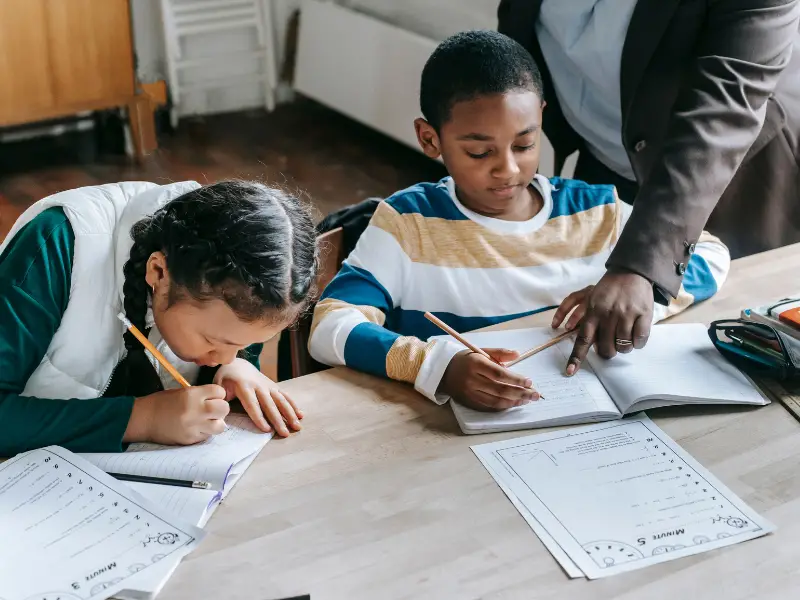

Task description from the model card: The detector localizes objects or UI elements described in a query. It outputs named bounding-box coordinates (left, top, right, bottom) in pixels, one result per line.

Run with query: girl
left=0, top=179, right=318, bottom=456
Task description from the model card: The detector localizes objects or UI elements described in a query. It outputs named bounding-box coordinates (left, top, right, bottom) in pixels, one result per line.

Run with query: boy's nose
left=493, top=150, right=521, bottom=179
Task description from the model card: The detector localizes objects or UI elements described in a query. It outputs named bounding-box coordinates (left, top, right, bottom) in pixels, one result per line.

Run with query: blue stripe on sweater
left=343, top=322, right=397, bottom=378
left=682, top=254, right=717, bottom=301
left=320, top=263, right=394, bottom=311
left=385, top=180, right=469, bottom=221
left=387, top=306, right=558, bottom=340
left=548, top=177, right=617, bottom=219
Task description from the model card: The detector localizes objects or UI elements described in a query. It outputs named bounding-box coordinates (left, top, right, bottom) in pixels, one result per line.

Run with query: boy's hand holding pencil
left=425, top=312, right=541, bottom=412
left=440, top=348, right=540, bottom=412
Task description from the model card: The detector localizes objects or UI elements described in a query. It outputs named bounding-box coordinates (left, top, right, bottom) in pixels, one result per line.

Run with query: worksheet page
left=472, top=416, right=773, bottom=578
left=0, top=447, right=204, bottom=600
left=115, top=483, right=221, bottom=600
left=441, top=330, right=620, bottom=433
left=587, top=324, right=768, bottom=413
left=79, top=414, right=271, bottom=491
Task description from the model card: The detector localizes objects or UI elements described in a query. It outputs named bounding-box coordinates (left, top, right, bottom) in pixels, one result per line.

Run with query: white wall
left=130, top=0, right=301, bottom=116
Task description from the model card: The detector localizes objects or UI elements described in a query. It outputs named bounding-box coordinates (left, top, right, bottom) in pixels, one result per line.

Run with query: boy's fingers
left=484, top=348, right=520, bottom=362
left=476, top=376, right=538, bottom=403
left=567, top=318, right=598, bottom=376
left=472, top=390, right=528, bottom=411
left=467, top=391, right=517, bottom=412
left=477, top=359, right=533, bottom=389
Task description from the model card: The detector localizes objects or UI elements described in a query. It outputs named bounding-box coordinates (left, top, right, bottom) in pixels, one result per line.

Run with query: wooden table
left=160, top=244, right=800, bottom=600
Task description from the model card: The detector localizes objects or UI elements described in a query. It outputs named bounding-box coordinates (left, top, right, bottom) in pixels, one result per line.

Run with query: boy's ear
left=414, top=118, right=442, bottom=159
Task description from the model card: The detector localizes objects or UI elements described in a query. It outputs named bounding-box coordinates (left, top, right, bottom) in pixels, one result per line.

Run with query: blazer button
left=684, top=240, right=696, bottom=255
left=634, top=139, right=647, bottom=152
left=675, top=262, right=686, bottom=276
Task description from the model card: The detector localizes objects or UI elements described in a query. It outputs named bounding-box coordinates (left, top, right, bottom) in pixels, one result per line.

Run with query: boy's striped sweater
left=309, top=174, right=729, bottom=403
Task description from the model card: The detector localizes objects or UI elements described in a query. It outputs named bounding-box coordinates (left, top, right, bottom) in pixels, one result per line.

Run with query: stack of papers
left=80, top=413, right=272, bottom=599
left=0, top=447, right=205, bottom=600
left=472, top=415, right=774, bottom=579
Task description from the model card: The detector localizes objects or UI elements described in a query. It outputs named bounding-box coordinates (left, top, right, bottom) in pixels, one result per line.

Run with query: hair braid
left=103, top=219, right=164, bottom=398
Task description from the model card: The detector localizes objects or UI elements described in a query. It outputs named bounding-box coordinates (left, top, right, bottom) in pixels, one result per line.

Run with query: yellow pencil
left=117, top=312, right=191, bottom=388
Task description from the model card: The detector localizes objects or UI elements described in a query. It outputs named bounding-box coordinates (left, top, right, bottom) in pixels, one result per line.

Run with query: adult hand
left=563, top=270, right=654, bottom=375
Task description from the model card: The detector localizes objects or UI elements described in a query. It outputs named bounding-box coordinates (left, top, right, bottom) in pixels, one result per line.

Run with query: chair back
left=288, top=227, right=345, bottom=378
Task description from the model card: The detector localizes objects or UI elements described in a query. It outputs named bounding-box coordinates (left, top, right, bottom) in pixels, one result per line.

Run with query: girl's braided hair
left=104, top=180, right=317, bottom=398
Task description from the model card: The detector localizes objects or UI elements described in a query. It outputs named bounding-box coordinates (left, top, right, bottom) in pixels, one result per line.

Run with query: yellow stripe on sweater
left=371, top=201, right=619, bottom=269
left=310, top=297, right=386, bottom=338
left=385, top=336, right=437, bottom=384
left=661, top=285, right=696, bottom=320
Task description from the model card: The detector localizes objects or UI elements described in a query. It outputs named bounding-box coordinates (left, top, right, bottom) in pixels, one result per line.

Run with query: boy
left=309, top=30, right=729, bottom=412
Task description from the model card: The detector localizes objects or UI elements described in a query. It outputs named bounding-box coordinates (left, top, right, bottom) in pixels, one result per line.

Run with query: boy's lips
left=488, top=183, right=522, bottom=197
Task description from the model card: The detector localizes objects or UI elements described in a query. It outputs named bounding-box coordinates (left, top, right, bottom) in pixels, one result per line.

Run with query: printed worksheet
left=472, top=416, right=774, bottom=578
left=0, top=446, right=204, bottom=600
left=114, top=483, right=221, bottom=600
left=79, top=413, right=271, bottom=491
left=436, top=329, right=621, bottom=434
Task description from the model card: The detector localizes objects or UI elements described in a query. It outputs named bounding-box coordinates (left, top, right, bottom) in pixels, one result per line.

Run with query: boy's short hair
left=420, top=30, right=544, bottom=131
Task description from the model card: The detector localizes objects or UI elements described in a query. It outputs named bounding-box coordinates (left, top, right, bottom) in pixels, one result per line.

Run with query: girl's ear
left=145, top=251, right=170, bottom=294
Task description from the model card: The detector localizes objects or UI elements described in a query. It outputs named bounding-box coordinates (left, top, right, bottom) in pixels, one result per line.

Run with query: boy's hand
left=214, top=358, right=303, bottom=437
left=565, top=270, right=653, bottom=375
left=440, top=349, right=540, bottom=411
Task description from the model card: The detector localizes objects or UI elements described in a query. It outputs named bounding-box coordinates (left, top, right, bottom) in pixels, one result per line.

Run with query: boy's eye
left=515, top=143, right=536, bottom=152
left=466, top=150, right=491, bottom=159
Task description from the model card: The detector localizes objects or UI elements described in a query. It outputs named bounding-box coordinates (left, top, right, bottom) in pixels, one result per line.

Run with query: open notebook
left=79, top=413, right=272, bottom=599
left=444, top=324, right=768, bottom=435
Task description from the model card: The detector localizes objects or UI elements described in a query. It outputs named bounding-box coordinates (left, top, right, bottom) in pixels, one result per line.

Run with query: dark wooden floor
left=0, top=100, right=446, bottom=379
left=0, top=99, right=446, bottom=241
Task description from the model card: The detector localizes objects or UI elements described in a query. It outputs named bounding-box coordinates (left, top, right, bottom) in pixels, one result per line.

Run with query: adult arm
left=611, top=0, right=800, bottom=296
left=570, top=0, right=800, bottom=367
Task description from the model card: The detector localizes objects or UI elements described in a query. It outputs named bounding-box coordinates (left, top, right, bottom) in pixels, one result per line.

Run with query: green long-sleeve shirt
left=0, top=208, right=261, bottom=456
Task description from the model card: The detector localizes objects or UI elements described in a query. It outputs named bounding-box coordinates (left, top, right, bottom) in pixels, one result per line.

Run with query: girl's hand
left=214, top=358, right=303, bottom=437
left=125, top=385, right=229, bottom=445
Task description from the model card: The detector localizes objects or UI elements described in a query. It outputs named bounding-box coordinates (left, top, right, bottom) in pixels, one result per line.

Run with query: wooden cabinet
left=0, top=0, right=56, bottom=120
left=0, top=0, right=156, bottom=159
